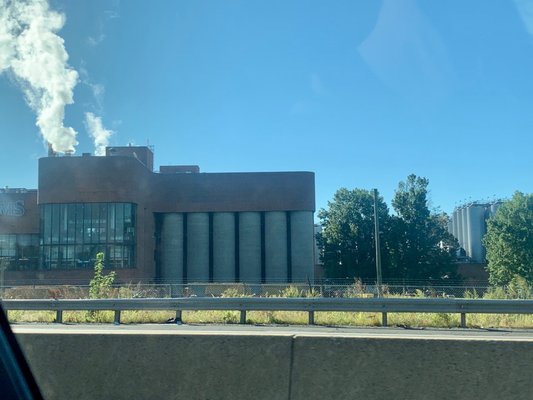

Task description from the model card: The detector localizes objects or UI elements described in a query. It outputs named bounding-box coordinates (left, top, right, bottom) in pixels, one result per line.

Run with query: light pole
left=373, top=189, right=383, bottom=297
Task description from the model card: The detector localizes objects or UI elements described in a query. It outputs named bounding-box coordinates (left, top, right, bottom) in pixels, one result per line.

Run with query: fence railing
left=3, top=297, right=533, bottom=328
left=0, top=282, right=493, bottom=300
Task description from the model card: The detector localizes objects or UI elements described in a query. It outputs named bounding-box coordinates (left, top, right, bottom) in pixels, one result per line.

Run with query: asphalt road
left=11, top=323, right=533, bottom=341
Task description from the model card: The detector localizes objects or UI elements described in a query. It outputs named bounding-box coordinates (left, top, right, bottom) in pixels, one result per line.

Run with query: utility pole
left=373, top=189, right=383, bottom=297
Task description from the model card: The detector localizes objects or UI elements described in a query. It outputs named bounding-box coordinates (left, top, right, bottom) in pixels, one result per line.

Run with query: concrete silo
left=238, top=212, right=262, bottom=283
left=187, top=213, right=210, bottom=282
left=290, top=211, right=314, bottom=282
left=160, top=213, right=184, bottom=282
left=212, top=212, right=236, bottom=282
left=264, top=211, right=288, bottom=283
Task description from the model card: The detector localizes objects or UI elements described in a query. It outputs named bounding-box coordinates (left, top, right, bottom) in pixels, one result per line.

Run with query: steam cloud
left=0, top=0, right=78, bottom=153
left=84, top=112, right=113, bottom=156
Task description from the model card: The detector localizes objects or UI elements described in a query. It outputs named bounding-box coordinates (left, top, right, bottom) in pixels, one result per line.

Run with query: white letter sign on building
left=0, top=200, right=25, bottom=217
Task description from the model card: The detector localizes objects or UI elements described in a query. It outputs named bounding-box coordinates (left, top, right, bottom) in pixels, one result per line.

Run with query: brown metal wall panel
left=38, top=157, right=150, bottom=205
left=151, top=172, right=315, bottom=213
left=0, top=191, right=39, bottom=234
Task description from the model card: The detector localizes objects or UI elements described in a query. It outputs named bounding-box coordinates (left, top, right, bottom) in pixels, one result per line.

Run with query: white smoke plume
left=0, top=0, right=78, bottom=153
left=84, top=112, right=113, bottom=156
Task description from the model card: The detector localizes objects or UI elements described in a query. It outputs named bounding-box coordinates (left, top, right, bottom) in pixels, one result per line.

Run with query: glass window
left=108, top=204, right=116, bottom=243
left=83, top=204, right=92, bottom=243
left=124, top=204, right=136, bottom=243
left=39, top=202, right=136, bottom=270
left=51, top=204, right=60, bottom=244
left=91, top=203, right=100, bottom=242
left=41, top=245, right=50, bottom=270
left=42, top=204, right=51, bottom=245
left=50, top=246, right=60, bottom=269
left=66, top=204, right=76, bottom=243
left=0, top=235, right=16, bottom=258
left=18, top=235, right=40, bottom=271
left=75, top=204, right=84, bottom=244
left=60, top=205, right=68, bottom=244
left=75, top=245, right=90, bottom=268
left=115, top=203, right=124, bottom=242
left=98, top=203, right=108, bottom=243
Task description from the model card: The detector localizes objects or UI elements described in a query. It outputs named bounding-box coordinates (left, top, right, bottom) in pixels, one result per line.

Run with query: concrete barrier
left=290, top=337, right=533, bottom=400
left=16, top=332, right=293, bottom=400
left=15, top=330, right=533, bottom=400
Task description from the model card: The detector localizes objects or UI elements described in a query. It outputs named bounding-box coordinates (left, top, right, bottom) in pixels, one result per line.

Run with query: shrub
left=89, top=253, right=116, bottom=299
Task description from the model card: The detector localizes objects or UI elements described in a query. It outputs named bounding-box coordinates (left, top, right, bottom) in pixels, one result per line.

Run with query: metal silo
left=467, top=205, right=486, bottom=263
left=490, top=202, right=501, bottom=217
left=265, top=211, right=288, bottom=283
left=212, top=212, right=236, bottom=282
left=238, top=212, right=262, bottom=283
left=187, top=213, right=210, bottom=282
left=290, top=211, right=314, bottom=282
left=461, top=206, right=470, bottom=256
left=160, top=213, right=184, bottom=282
left=451, top=209, right=458, bottom=240
left=456, top=207, right=464, bottom=249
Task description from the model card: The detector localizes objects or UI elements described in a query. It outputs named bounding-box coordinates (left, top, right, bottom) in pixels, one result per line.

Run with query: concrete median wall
left=290, top=337, right=533, bottom=400
left=15, top=332, right=533, bottom=400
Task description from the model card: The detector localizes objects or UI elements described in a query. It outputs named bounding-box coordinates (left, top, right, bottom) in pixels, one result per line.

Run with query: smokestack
left=47, top=143, right=56, bottom=157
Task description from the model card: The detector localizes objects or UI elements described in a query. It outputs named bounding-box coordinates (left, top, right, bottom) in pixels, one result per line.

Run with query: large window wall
left=40, top=203, right=136, bottom=270
left=0, top=234, right=39, bottom=271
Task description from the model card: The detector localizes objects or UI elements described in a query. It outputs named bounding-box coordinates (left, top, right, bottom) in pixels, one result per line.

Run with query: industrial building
left=449, top=202, right=502, bottom=264
left=0, top=146, right=316, bottom=285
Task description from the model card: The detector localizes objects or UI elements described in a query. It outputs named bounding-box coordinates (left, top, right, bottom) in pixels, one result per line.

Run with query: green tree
left=317, top=188, right=389, bottom=280
left=387, top=174, right=457, bottom=281
left=484, top=192, right=533, bottom=286
left=89, top=253, right=116, bottom=299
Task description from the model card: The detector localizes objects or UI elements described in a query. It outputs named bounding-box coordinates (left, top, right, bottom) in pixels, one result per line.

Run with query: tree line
left=318, top=175, right=533, bottom=287
left=484, top=192, right=533, bottom=286
left=317, top=174, right=458, bottom=284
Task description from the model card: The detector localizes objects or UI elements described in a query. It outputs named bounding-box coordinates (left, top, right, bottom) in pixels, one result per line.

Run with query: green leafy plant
left=87, top=253, right=116, bottom=321
left=484, top=192, right=533, bottom=286
left=506, top=275, right=531, bottom=299
left=89, top=253, right=116, bottom=300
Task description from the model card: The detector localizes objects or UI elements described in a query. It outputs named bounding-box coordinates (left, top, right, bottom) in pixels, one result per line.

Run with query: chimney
left=47, top=143, right=56, bottom=157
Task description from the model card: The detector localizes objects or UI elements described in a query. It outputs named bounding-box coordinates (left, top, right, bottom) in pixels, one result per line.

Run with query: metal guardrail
left=3, top=297, right=533, bottom=327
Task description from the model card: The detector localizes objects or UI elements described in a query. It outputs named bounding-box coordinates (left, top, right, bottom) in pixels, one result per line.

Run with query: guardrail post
left=308, top=311, right=315, bottom=325
left=114, top=310, right=121, bottom=325
left=175, top=310, right=182, bottom=325
left=240, top=310, right=246, bottom=324
left=460, top=313, right=466, bottom=328
left=55, top=310, right=63, bottom=323
left=382, top=312, right=388, bottom=327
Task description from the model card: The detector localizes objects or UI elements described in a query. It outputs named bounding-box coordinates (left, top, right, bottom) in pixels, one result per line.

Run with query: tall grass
left=8, top=308, right=533, bottom=329
left=6, top=280, right=533, bottom=329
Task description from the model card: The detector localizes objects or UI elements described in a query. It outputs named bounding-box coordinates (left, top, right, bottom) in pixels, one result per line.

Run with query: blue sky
left=1, top=0, right=532, bottom=216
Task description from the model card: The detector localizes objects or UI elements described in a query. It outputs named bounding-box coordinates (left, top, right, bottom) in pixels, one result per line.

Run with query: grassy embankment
left=6, top=282, right=533, bottom=329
